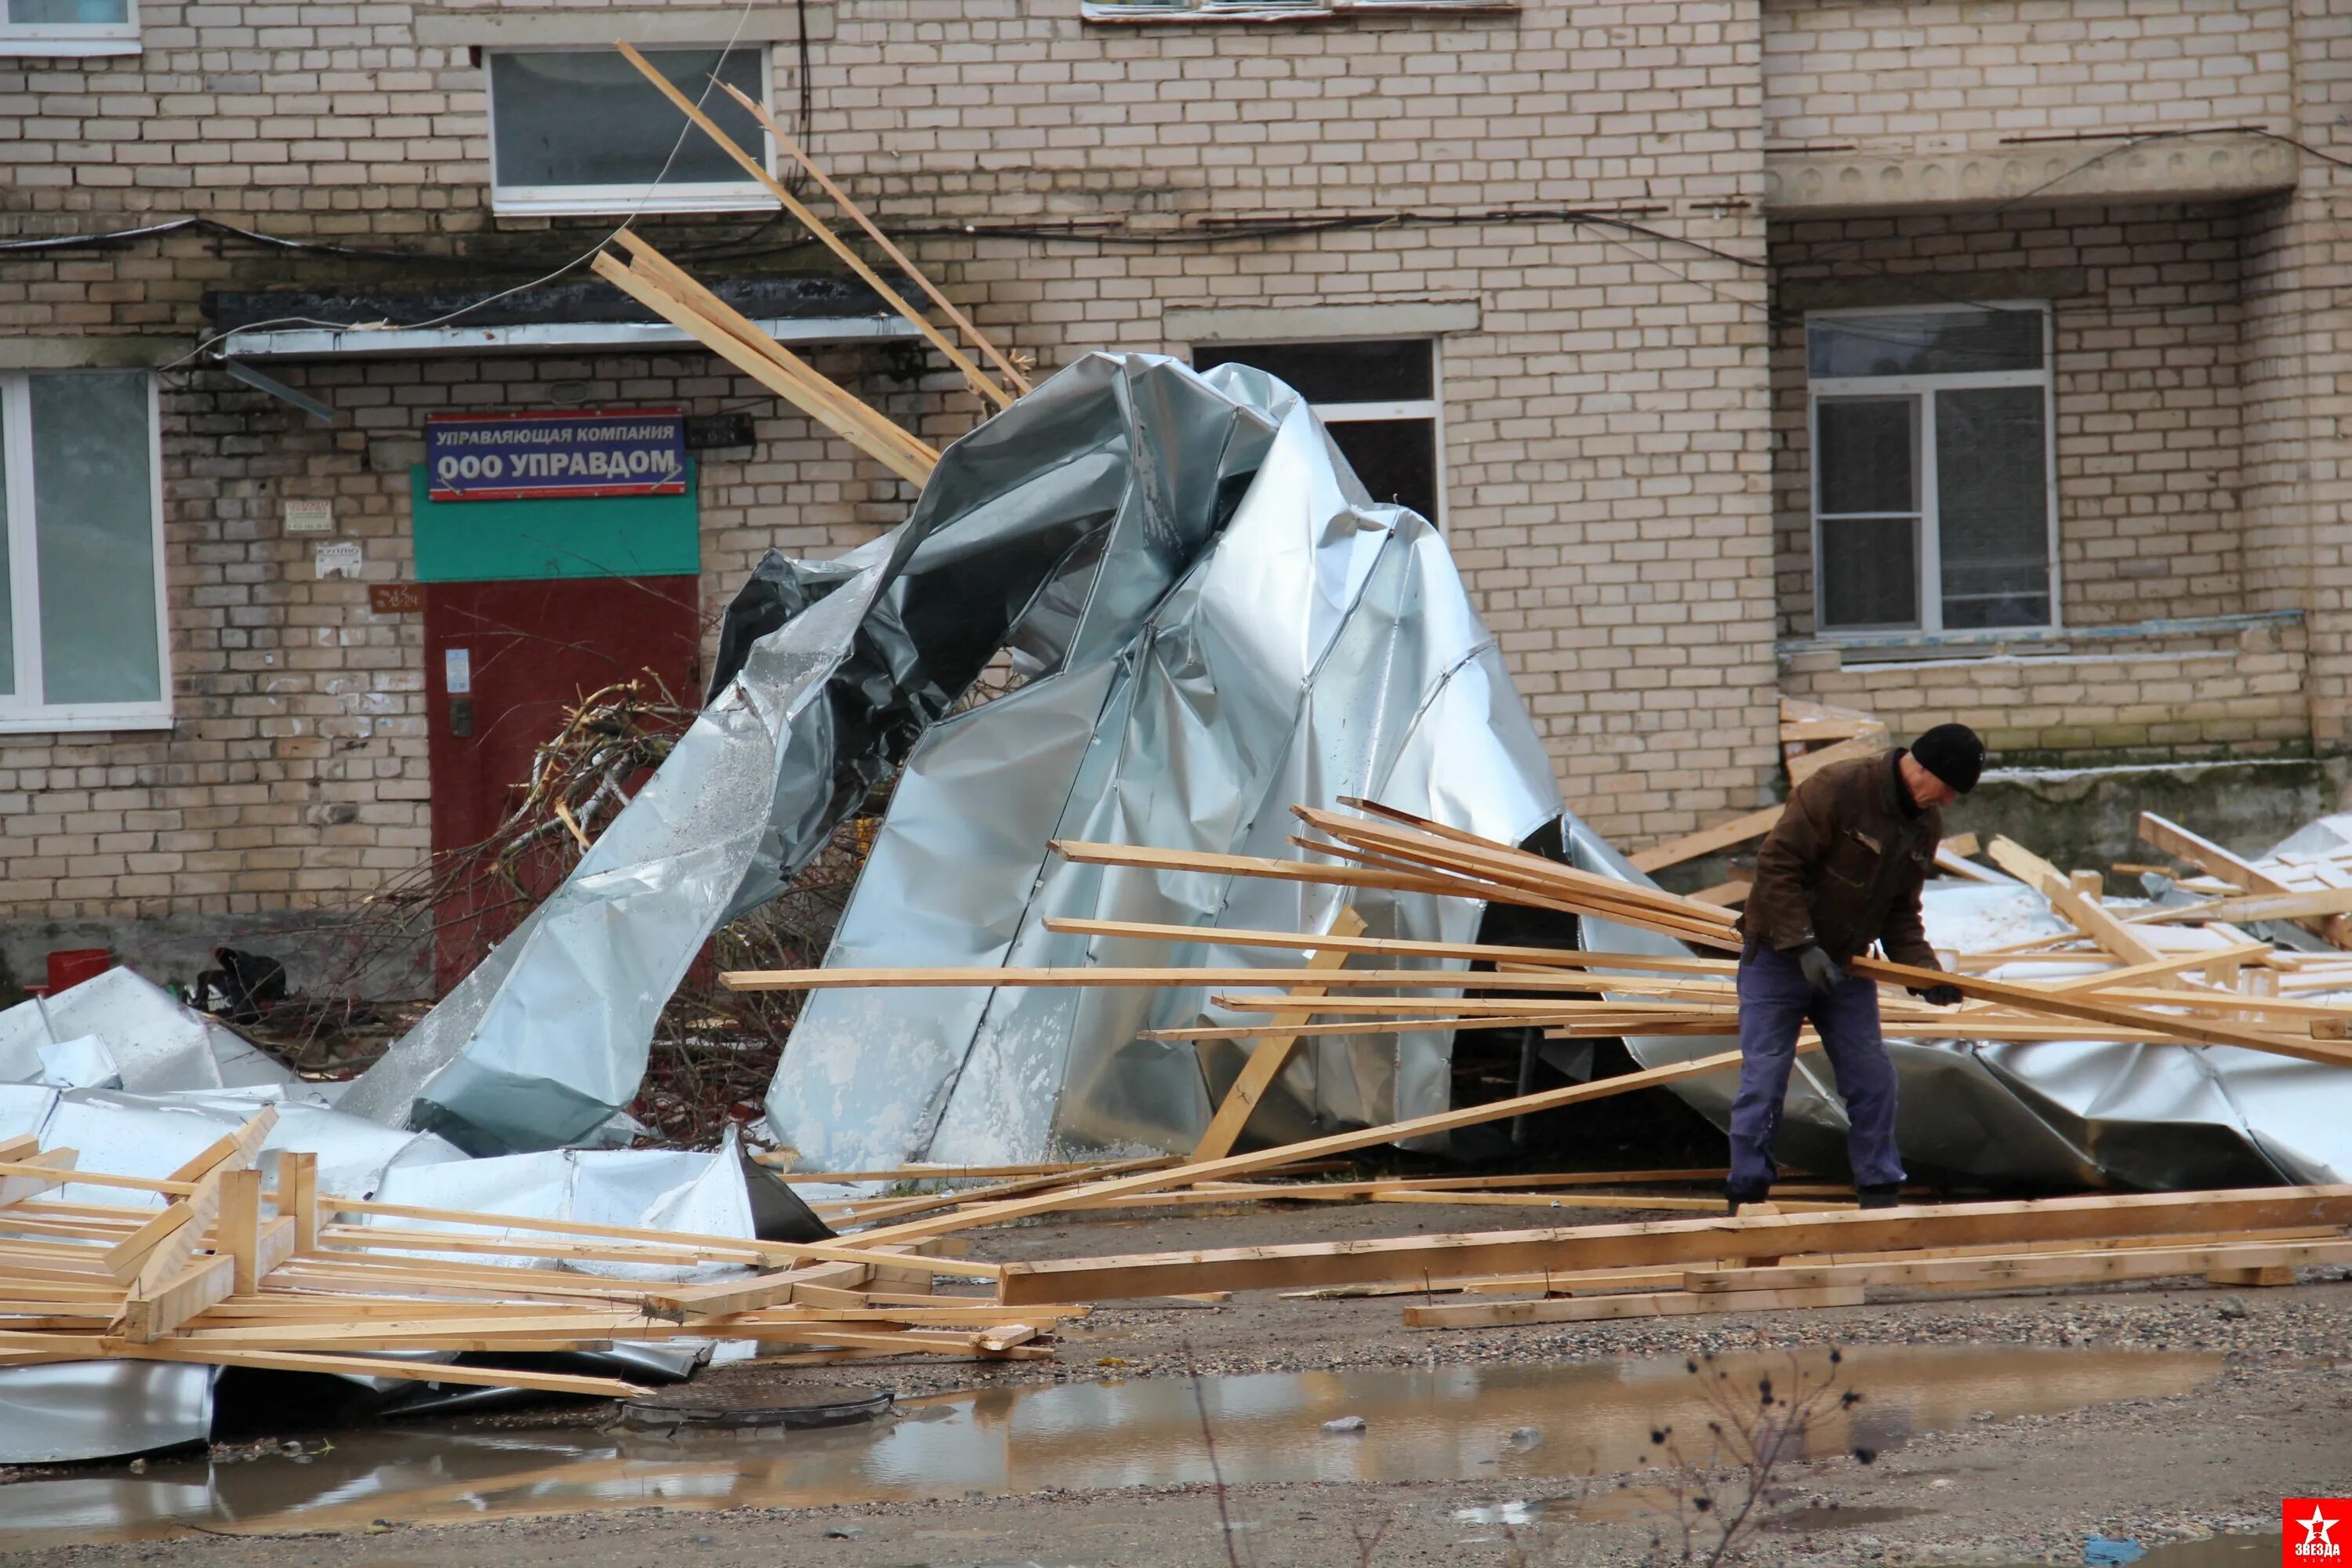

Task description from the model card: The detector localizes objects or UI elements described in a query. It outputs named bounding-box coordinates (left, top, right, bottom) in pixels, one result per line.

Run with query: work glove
left=1793, top=944, right=1843, bottom=996
left=1911, top=982, right=1963, bottom=1007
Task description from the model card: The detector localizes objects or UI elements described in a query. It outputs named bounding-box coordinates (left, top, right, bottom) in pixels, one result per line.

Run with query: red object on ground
left=36, top=948, right=113, bottom=996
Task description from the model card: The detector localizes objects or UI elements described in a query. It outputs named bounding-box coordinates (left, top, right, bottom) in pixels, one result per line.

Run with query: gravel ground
left=5, top=1198, right=2349, bottom=1567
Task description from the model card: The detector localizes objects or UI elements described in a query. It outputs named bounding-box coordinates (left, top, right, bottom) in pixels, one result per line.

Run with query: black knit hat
left=1910, top=723, right=1986, bottom=795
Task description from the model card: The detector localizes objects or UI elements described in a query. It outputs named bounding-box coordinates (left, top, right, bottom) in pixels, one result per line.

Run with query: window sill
left=0, top=710, right=172, bottom=735
left=1080, top=2, right=1516, bottom=23
left=0, top=38, right=140, bottom=56
left=492, top=191, right=775, bottom=218
left=1780, top=610, right=2304, bottom=665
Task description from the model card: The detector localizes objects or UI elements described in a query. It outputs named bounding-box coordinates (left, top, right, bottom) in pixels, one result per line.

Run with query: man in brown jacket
left=1727, top=723, right=1985, bottom=1212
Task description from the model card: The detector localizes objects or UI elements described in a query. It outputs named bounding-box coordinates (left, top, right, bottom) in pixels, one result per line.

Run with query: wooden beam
left=851, top=1041, right=1814, bottom=1251
left=1038, top=916, right=1620, bottom=972
left=113, top=1341, right=644, bottom=1399
left=1853, top=954, right=2352, bottom=1069
left=1404, top=1283, right=1867, bottom=1327
left=218, top=1168, right=262, bottom=1294
left=1191, top=907, right=1366, bottom=1161
left=1627, top=805, right=1784, bottom=873
left=615, top=41, right=1014, bottom=409
left=591, top=254, right=938, bottom=485
left=608, top=233, right=944, bottom=477
left=1676, top=1235, right=2352, bottom=1295
left=1788, top=735, right=1886, bottom=786
left=712, top=79, right=1032, bottom=398
left=0, top=1145, right=78, bottom=1208
left=118, top=1254, right=234, bottom=1341
left=279, top=1150, right=318, bottom=1251
left=1986, top=837, right=2169, bottom=970
left=993, top=1184, right=2352, bottom=1304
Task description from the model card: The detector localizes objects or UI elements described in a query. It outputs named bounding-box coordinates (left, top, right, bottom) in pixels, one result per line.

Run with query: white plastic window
left=0, top=0, right=138, bottom=55
left=1806, top=304, right=2057, bottom=635
left=488, top=45, right=772, bottom=216
left=0, top=372, right=171, bottom=731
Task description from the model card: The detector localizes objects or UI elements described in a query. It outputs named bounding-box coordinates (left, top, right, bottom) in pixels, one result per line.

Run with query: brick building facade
left=0, top=0, right=2347, bottom=987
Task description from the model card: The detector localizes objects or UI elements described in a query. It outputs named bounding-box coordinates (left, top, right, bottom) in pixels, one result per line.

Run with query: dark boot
left=1726, top=1182, right=1769, bottom=1215
left=1857, top=1183, right=1902, bottom=1210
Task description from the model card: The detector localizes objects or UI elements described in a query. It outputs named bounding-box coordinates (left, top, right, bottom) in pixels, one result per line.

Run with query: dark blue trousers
left=1728, top=945, right=1905, bottom=1192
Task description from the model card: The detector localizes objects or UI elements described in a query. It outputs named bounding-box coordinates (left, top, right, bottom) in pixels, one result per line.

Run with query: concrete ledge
left=0, top=336, right=194, bottom=370
left=413, top=5, right=833, bottom=47
left=1763, top=135, right=2298, bottom=216
left=1163, top=299, right=1481, bottom=344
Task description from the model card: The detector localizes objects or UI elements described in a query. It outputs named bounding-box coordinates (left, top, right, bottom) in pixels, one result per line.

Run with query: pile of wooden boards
left=0, top=1106, right=1069, bottom=1400
left=712, top=792, right=2352, bottom=1330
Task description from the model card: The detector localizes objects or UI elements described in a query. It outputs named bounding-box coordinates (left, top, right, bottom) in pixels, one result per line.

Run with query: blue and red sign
left=426, top=408, right=687, bottom=501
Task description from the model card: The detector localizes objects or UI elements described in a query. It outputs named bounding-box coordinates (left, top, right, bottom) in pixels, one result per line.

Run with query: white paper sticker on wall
left=285, top=499, right=334, bottom=535
left=445, top=647, right=471, bottom=695
left=314, top=540, right=363, bottom=579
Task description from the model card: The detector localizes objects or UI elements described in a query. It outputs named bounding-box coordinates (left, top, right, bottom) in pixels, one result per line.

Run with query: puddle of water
left=0, top=1344, right=2220, bottom=1549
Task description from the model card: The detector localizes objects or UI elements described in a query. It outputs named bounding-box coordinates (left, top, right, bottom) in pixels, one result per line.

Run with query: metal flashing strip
left=216, top=315, right=920, bottom=361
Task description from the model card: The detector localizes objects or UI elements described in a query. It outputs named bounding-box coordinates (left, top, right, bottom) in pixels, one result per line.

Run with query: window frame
left=0, top=371, right=172, bottom=734
left=1193, top=336, right=1448, bottom=529
left=1080, top=0, right=1515, bottom=22
left=485, top=43, right=777, bottom=218
left=0, top=0, right=139, bottom=56
left=1805, top=302, right=2060, bottom=637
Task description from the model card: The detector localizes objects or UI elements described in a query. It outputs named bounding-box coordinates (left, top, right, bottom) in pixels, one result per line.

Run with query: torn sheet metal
left=0, top=967, right=292, bottom=1094
left=1577, top=852, right=2352, bottom=1189
left=767, top=361, right=1564, bottom=1169
left=0, top=1084, right=466, bottom=1209
left=341, top=353, right=1279, bottom=1155
left=0, top=1362, right=215, bottom=1466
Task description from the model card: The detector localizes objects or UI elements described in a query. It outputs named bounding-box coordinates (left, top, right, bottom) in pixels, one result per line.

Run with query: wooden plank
left=279, top=1150, right=318, bottom=1251
left=1298, top=806, right=1744, bottom=935
left=713, top=79, right=1033, bottom=398
left=104, top=1174, right=217, bottom=1285
left=757, top=1158, right=1151, bottom=1181
left=727, top=964, right=1744, bottom=996
left=2198, top=887, right=2352, bottom=922
left=1986, top=837, right=2169, bottom=970
left=2140, top=811, right=2349, bottom=946
left=1679, top=1236, right=2352, bottom=1294
left=615, top=41, right=1014, bottom=410
left=0, top=1146, right=79, bottom=1207
left=1626, top=805, right=1784, bottom=873
left=1041, top=917, right=1734, bottom=976
left=1788, top=735, right=1886, bottom=786
left=994, top=1184, right=2352, bottom=1305
left=118, top=1254, right=234, bottom=1341
left=114, top=1341, right=644, bottom=1399
left=591, top=256, right=937, bottom=486
left=165, top=1105, right=278, bottom=1185
left=2139, top=814, right=2290, bottom=892
left=2039, top=942, right=2271, bottom=993
left=1190, top=907, right=1367, bottom=1160
left=608, top=234, right=944, bottom=476
left=1853, top=954, right=2352, bottom=1069
left=218, top=1168, right=261, bottom=1294
left=851, top=1042, right=1815, bottom=1252
left=1936, top=848, right=2011, bottom=884
left=1404, top=1284, right=1867, bottom=1328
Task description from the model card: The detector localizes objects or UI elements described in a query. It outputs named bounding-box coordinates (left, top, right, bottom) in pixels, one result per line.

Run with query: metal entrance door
left=422, top=575, right=702, bottom=989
